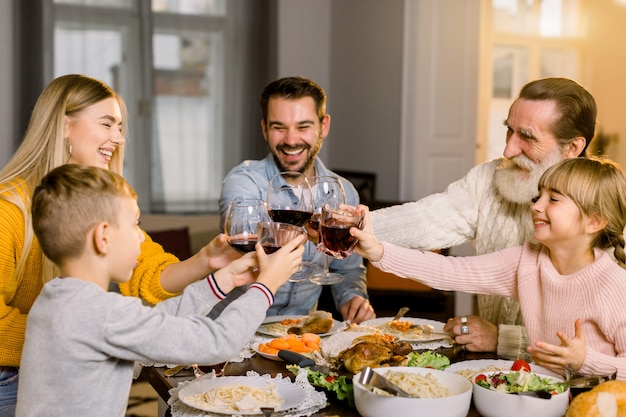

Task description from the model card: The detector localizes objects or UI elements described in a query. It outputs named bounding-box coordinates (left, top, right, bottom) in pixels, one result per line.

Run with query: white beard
left=494, top=151, right=564, bottom=204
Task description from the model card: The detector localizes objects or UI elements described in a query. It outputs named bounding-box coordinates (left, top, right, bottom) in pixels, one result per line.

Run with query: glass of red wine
left=257, top=220, right=307, bottom=255
left=224, top=198, right=269, bottom=255
left=319, top=202, right=364, bottom=260
left=307, top=176, right=346, bottom=285
left=266, top=172, right=316, bottom=281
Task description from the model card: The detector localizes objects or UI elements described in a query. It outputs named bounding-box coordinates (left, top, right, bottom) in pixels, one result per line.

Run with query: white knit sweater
left=371, top=159, right=534, bottom=357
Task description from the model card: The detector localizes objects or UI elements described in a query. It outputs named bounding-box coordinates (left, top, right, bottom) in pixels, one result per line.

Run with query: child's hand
left=528, top=318, right=586, bottom=373
left=347, top=204, right=384, bottom=262
left=255, top=234, right=306, bottom=293
left=212, top=252, right=258, bottom=293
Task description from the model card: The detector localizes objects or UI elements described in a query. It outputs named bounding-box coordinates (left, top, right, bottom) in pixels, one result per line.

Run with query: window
left=481, top=0, right=582, bottom=161
left=46, top=0, right=267, bottom=213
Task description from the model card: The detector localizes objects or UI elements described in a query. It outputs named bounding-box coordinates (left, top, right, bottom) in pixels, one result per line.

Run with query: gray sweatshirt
left=16, top=277, right=270, bottom=417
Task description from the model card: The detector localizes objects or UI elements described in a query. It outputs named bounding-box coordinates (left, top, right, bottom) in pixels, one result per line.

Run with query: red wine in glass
left=308, top=213, right=321, bottom=231
left=228, top=238, right=258, bottom=254
left=318, top=204, right=363, bottom=261
left=261, top=243, right=281, bottom=254
left=268, top=209, right=312, bottom=227
left=320, top=223, right=358, bottom=259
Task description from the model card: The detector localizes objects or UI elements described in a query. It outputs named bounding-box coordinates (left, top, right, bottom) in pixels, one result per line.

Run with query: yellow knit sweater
left=0, top=185, right=179, bottom=367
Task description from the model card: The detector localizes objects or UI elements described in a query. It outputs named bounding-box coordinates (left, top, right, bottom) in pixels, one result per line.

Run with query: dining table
left=140, top=344, right=501, bottom=417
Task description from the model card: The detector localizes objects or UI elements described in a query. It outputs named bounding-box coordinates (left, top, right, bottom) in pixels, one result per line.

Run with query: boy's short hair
left=32, top=164, right=137, bottom=265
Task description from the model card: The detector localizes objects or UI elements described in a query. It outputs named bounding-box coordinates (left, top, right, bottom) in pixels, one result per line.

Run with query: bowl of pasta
left=471, top=370, right=569, bottom=417
left=353, top=366, right=472, bottom=417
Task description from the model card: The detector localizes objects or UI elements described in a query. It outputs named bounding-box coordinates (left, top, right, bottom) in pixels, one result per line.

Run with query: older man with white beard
left=370, top=78, right=597, bottom=358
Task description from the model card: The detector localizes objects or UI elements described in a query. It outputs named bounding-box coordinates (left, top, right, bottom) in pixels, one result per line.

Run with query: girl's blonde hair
left=0, top=74, right=128, bottom=284
left=538, top=156, right=626, bottom=268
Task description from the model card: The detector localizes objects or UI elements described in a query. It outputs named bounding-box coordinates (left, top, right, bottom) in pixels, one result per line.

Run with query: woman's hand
left=200, top=233, right=241, bottom=270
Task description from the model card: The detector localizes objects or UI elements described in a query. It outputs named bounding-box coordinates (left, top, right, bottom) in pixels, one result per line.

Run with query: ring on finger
left=461, top=324, right=469, bottom=335
left=460, top=316, right=468, bottom=325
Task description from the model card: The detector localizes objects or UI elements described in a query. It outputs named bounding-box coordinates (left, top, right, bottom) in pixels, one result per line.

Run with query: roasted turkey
left=337, top=333, right=412, bottom=374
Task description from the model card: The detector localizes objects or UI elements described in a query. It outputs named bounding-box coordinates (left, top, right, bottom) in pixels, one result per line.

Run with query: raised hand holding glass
left=224, top=198, right=269, bottom=254
left=308, top=176, right=346, bottom=285
left=319, top=202, right=364, bottom=260
left=266, top=172, right=316, bottom=281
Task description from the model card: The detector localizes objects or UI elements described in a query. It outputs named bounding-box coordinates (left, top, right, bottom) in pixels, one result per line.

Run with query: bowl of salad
left=472, top=367, right=569, bottom=417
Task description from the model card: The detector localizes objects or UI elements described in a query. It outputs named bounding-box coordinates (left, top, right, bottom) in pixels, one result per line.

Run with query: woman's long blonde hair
left=0, top=74, right=128, bottom=284
left=538, top=156, right=626, bottom=268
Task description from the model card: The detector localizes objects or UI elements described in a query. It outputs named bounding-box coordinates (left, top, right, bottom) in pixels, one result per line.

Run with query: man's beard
left=494, top=150, right=564, bottom=204
left=273, top=137, right=322, bottom=174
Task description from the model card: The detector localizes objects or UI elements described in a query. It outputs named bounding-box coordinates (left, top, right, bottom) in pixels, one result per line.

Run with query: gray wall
left=327, top=0, right=403, bottom=202
left=0, top=1, right=14, bottom=168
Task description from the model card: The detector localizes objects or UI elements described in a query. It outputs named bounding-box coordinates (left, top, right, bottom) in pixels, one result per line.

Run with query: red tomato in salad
left=511, top=359, right=531, bottom=372
left=475, top=374, right=487, bottom=384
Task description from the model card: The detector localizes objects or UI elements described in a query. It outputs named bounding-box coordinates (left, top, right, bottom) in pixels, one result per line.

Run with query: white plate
left=178, top=375, right=307, bottom=414
left=257, top=315, right=346, bottom=338
left=446, top=359, right=561, bottom=380
left=359, top=317, right=449, bottom=342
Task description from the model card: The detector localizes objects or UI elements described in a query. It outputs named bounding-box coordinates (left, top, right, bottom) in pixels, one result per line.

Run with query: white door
left=400, top=0, right=481, bottom=315
left=400, top=0, right=480, bottom=202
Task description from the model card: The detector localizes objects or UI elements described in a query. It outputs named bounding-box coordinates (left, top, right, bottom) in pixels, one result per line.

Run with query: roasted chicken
left=337, top=333, right=412, bottom=374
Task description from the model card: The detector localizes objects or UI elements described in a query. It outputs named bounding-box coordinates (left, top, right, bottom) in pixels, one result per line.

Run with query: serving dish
left=472, top=370, right=569, bottom=417
left=353, top=366, right=472, bottom=417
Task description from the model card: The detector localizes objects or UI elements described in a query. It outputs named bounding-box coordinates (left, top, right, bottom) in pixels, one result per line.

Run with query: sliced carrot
left=301, top=333, right=321, bottom=346
left=268, top=338, right=290, bottom=350
left=258, top=344, right=279, bottom=355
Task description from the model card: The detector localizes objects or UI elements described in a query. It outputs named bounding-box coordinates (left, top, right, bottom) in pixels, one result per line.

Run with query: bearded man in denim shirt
left=219, top=76, right=375, bottom=324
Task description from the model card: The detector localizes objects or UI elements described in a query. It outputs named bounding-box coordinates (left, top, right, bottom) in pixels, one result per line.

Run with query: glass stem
left=323, top=253, right=330, bottom=276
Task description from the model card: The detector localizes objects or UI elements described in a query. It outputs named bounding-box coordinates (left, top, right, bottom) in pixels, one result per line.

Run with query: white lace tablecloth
left=134, top=332, right=453, bottom=379
left=167, top=369, right=327, bottom=417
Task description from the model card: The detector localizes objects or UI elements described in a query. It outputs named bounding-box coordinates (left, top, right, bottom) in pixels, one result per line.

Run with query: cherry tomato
left=475, top=374, right=487, bottom=384
left=511, top=359, right=531, bottom=372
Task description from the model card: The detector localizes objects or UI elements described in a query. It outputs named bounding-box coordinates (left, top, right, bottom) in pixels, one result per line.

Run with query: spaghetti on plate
left=185, top=382, right=284, bottom=413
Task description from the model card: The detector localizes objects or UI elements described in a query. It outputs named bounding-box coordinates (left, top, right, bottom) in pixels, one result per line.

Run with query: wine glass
left=318, top=202, right=364, bottom=260
left=223, top=198, right=269, bottom=254
left=307, top=176, right=346, bottom=285
left=257, top=221, right=307, bottom=255
left=266, top=172, right=316, bottom=281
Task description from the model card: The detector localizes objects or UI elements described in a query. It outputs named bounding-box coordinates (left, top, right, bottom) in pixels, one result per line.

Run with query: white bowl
left=353, top=366, right=472, bottom=417
left=472, top=371, right=570, bottom=417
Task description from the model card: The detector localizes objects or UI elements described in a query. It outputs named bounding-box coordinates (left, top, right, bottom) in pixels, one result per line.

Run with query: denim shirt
left=219, top=154, right=368, bottom=316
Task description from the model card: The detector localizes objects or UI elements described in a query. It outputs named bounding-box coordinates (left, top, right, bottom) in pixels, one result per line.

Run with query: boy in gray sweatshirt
left=16, top=164, right=304, bottom=417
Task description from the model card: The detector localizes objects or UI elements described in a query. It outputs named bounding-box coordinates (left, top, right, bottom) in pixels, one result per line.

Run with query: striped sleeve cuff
left=249, top=283, right=274, bottom=307
left=206, top=274, right=227, bottom=300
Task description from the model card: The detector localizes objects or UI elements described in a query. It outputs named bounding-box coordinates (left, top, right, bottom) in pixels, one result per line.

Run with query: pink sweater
left=373, top=242, right=626, bottom=379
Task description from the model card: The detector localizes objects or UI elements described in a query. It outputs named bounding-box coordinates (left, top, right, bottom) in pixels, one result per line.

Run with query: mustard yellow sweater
left=0, top=185, right=179, bottom=367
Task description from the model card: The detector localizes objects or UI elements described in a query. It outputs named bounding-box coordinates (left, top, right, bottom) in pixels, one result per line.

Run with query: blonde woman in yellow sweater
left=0, top=74, right=248, bottom=416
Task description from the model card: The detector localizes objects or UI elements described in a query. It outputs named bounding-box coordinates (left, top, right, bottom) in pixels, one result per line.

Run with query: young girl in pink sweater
left=351, top=157, right=626, bottom=379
